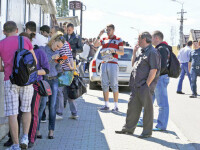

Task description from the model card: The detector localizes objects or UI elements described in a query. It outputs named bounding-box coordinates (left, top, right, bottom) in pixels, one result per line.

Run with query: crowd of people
left=0, top=19, right=200, bottom=150
left=0, top=21, right=85, bottom=150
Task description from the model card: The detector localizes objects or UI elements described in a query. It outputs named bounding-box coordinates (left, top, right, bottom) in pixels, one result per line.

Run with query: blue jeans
left=56, top=87, right=64, bottom=116
left=177, top=63, right=191, bottom=92
left=63, top=86, right=77, bottom=116
left=138, top=74, right=169, bottom=130
left=190, top=69, right=197, bottom=96
left=38, top=79, right=58, bottom=131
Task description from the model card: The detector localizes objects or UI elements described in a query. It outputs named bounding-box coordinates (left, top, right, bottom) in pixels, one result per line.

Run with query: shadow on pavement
left=27, top=98, right=110, bottom=150
left=97, top=97, right=128, bottom=104
left=141, top=136, right=194, bottom=150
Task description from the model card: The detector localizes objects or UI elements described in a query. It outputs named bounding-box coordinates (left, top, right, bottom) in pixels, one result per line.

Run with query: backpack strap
left=18, top=36, right=24, bottom=50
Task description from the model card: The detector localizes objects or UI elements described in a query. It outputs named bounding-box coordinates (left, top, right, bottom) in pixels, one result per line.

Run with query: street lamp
left=130, top=27, right=139, bottom=34
left=171, top=0, right=184, bottom=9
left=171, top=0, right=186, bottom=48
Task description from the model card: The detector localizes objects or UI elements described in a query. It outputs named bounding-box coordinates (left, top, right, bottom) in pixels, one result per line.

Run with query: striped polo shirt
left=58, top=42, right=73, bottom=71
left=100, top=35, right=123, bottom=60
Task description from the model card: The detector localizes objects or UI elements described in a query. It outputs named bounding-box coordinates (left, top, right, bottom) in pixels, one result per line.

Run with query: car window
left=97, top=48, right=133, bottom=61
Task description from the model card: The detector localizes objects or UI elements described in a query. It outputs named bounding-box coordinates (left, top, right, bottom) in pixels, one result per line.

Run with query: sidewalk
left=0, top=87, right=196, bottom=150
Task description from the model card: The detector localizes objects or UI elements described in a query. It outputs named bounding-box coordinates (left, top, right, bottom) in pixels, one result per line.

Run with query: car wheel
left=89, top=81, right=98, bottom=90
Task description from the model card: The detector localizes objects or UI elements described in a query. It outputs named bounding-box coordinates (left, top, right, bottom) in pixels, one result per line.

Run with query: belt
left=102, top=61, right=118, bottom=64
left=45, top=76, right=57, bottom=80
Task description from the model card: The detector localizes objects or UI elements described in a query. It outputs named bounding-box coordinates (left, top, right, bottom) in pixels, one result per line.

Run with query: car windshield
left=97, top=48, right=133, bottom=61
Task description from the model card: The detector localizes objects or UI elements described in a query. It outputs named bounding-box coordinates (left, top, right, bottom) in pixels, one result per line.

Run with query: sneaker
left=20, top=135, right=29, bottom=149
left=189, top=95, right=197, bottom=98
left=69, top=115, right=79, bottom=119
left=137, top=122, right=143, bottom=127
left=177, top=91, right=185, bottom=94
left=152, top=127, right=164, bottom=131
left=56, top=114, right=63, bottom=120
left=100, top=106, right=109, bottom=111
left=111, top=107, right=119, bottom=112
left=41, top=119, right=47, bottom=123
left=6, top=144, right=21, bottom=150
left=4, top=138, right=13, bottom=147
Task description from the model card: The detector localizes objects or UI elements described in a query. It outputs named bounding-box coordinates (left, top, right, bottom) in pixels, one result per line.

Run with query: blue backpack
left=10, top=36, right=37, bottom=86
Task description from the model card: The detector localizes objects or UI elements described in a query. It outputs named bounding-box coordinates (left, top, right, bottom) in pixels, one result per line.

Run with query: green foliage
left=56, top=0, right=69, bottom=17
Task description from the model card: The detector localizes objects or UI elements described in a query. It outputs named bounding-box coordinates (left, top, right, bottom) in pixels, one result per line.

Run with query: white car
left=89, top=46, right=133, bottom=89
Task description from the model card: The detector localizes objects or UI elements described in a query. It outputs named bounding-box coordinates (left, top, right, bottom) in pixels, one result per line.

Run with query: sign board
left=69, top=1, right=82, bottom=10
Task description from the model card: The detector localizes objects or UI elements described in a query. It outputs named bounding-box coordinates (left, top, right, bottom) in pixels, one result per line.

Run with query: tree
left=56, top=0, right=69, bottom=17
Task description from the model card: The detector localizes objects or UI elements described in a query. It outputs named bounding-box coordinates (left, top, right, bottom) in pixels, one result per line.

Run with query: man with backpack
left=137, top=31, right=170, bottom=131
left=0, top=21, right=37, bottom=150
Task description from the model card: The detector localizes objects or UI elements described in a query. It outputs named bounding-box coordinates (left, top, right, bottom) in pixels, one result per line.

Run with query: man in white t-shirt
left=80, top=39, right=90, bottom=60
left=25, top=21, right=48, bottom=46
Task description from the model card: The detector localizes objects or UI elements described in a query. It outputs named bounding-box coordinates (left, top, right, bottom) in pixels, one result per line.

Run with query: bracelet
left=97, top=36, right=100, bottom=40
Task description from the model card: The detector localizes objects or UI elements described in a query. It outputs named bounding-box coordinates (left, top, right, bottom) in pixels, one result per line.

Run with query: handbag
left=37, top=80, right=52, bottom=96
left=67, top=75, right=87, bottom=99
left=58, top=71, right=74, bottom=86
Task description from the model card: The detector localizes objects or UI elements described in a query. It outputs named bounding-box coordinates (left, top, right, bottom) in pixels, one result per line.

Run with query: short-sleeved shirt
left=130, top=44, right=161, bottom=90
left=32, top=33, right=48, bottom=47
left=0, top=36, right=33, bottom=81
left=58, top=42, right=73, bottom=71
left=178, top=46, right=192, bottom=63
left=100, top=35, right=123, bottom=62
left=189, top=48, right=200, bottom=74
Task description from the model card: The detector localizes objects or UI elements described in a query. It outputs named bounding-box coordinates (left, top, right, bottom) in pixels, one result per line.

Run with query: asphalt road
left=168, top=77, right=200, bottom=150
left=86, top=73, right=200, bottom=149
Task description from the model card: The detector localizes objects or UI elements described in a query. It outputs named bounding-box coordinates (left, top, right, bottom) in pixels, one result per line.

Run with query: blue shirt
left=41, top=45, right=59, bottom=77
left=177, top=46, right=192, bottom=63
left=189, top=48, right=200, bottom=73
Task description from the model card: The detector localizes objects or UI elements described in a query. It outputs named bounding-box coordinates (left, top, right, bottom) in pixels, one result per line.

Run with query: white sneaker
left=20, top=135, right=29, bottom=149
left=69, top=115, right=79, bottom=119
left=56, top=114, right=63, bottom=120
left=6, top=145, right=21, bottom=150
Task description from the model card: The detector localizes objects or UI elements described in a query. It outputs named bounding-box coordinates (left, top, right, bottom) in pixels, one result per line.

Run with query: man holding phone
left=94, top=24, right=124, bottom=111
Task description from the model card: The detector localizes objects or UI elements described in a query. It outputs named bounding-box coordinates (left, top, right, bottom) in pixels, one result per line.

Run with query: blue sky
left=62, top=0, right=200, bottom=46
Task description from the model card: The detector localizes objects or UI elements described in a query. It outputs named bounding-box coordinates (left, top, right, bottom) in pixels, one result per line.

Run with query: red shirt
left=100, top=35, right=123, bottom=59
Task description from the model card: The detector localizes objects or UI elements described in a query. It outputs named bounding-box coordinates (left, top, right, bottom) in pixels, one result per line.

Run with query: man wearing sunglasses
left=94, top=24, right=124, bottom=112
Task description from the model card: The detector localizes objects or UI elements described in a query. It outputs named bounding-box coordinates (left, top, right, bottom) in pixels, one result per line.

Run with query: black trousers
left=123, top=83, right=154, bottom=135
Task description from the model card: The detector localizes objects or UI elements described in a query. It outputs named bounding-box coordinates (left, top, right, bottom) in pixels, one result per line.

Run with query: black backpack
left=10, top=36, right=37, bottom=86
left=167, top=45, right=181, bottom=78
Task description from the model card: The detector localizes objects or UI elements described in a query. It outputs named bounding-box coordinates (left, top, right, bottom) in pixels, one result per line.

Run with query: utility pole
left=177, top=5, right=187, bottom=48
left=172, top=0, right=186, bottom=48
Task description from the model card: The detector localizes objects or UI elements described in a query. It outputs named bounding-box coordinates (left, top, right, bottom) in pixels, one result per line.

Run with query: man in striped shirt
left=94, top=24, right=124, bottom=111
